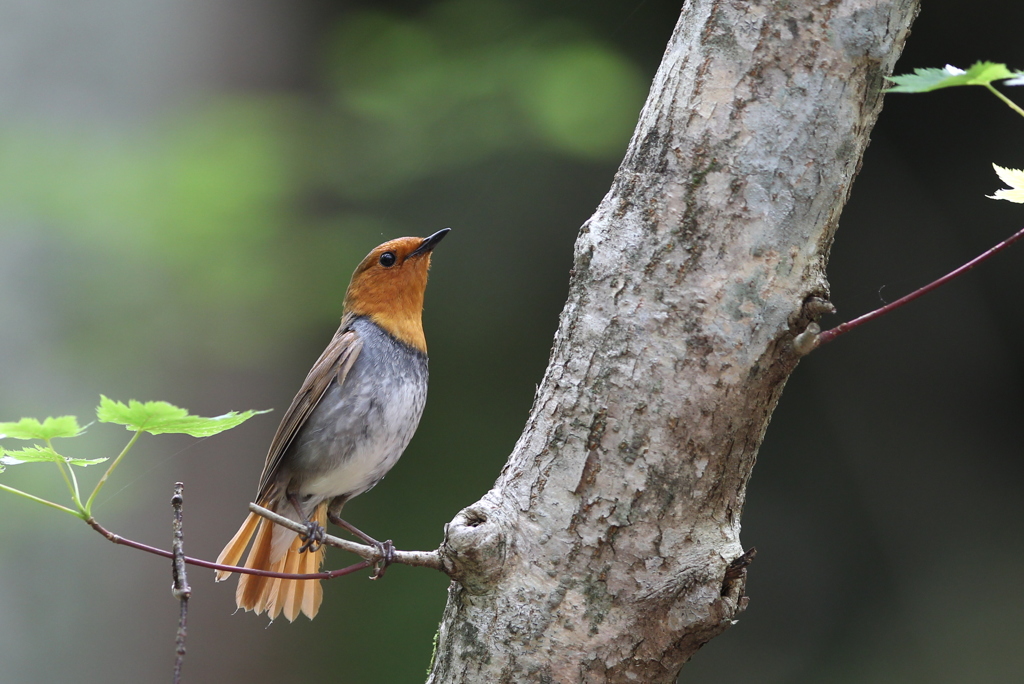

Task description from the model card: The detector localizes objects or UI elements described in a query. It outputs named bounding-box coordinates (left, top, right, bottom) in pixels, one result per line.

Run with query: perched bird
left=215, top=228, right=449, bottom=621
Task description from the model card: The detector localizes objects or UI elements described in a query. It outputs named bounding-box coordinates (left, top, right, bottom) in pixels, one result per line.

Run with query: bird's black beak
left=408, top=228, right=451, bottom=258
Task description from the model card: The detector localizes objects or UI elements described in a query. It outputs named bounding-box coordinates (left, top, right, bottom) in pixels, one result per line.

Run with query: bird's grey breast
left=285, top=316, right=428, bottom=501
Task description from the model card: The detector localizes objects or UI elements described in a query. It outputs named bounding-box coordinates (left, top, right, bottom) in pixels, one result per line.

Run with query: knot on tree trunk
left=440, top=497, right=511, bottom=594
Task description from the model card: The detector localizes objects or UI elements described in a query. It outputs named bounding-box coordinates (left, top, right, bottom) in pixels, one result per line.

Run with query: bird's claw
left=298, top=520, right=326, bottom=553
left=370, top=539, right=395, bottom=580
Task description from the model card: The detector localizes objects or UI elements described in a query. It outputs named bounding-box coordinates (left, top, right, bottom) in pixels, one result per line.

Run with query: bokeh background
left=0, top=1, right=1021, bottom=682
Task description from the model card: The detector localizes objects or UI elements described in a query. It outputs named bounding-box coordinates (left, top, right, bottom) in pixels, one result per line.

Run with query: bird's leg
left=288, top=493, right=326, bottom=553
left=327, top=511, right=394, bottom=579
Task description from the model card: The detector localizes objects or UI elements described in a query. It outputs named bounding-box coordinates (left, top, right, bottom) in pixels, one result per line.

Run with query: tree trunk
left=428, top=1, right=919, bottom=681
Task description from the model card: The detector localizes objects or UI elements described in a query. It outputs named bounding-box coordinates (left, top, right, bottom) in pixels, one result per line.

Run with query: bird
left=215, top=228, right=449, bottom=621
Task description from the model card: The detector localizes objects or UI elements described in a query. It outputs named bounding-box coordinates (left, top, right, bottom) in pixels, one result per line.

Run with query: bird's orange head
left=343, top=228, right=449, bottom=353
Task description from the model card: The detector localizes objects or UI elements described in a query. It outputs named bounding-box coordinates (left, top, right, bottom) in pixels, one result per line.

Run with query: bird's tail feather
left=216, top=502, right=327, bottom=621
left=214, top=511, right=261, bottom=581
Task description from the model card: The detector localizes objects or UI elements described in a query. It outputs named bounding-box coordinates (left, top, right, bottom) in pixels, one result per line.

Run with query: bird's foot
left=370, top=539, right=395, bottom=580
left=298, top=520, right=326, bottom=553
left=327, top=512, right=394, bottom=578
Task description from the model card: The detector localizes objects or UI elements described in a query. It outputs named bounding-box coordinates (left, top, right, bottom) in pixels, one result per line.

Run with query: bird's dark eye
left=379, top=251, right=397, bottom=267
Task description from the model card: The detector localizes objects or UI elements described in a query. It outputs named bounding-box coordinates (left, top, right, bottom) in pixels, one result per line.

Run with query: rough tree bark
left=428, top=1, right=919, bottom=681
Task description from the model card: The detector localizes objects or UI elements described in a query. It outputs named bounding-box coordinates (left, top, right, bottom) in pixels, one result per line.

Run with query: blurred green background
left=0, top=1, right=1022, bottom=682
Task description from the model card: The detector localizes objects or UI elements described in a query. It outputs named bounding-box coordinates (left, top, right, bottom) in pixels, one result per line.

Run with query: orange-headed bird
left=216, top=229, right=449, bottom=621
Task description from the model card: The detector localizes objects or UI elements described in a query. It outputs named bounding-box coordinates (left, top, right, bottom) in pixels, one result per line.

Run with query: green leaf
left=0, top=445, right=62, bottom=463
left=888, top=62, right=1024, bottom=93
left=0, top=445, right=107, bottom=467
left=0, top=416, right=84, bottom=440
left=67, top=457, right=109, bottom=467
left=96, top=395, right=269, bottom=437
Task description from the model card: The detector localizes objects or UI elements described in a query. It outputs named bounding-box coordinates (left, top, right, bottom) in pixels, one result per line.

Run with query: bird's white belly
left=297, top=368, right=426, bottom=502
left=300, top=432, right=405, bottom=499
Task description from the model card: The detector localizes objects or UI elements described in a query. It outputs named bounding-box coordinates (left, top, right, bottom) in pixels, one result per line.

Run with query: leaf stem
left=985, top=83, right=1024, bottom=119
left=85, top=429, right=142, bottom=515
left=46, top=438, right=83, bottom=511
left=51, top=457, right=78, bottom=506
left=0, top=482, right=85, bottom=518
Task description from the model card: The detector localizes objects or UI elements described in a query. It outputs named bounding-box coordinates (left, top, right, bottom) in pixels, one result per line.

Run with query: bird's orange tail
left=214, top=502, right=326, bottom=621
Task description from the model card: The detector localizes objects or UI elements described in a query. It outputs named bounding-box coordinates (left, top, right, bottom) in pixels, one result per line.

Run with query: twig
left=247, top=503, right=444, bottom=571
left=170, top=483, right=190, bottom=684
left=81, top=506, right=444, bottom=580
left=85, top=516, right=375, bottom=578
left=812, top=225, right=1024, bottom=349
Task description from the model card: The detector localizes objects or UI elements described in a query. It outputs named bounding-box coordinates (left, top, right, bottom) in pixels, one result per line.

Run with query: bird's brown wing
left=255, top=312, right=364, bottom=501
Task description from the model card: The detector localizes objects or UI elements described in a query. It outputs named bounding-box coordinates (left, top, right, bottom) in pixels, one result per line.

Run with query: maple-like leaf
left=988, top=164, right=1024, bottom=203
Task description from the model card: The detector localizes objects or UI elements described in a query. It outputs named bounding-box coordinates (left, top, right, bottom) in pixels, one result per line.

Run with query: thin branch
left=246, top=503, right=444, bottom=571
left=170, top=483, right=190, bottom=684
left=84, top=516, right=372, bottom=578
left=80, top=506, right=443, bottom=580
left=814, top=225, right=1024, bottom=348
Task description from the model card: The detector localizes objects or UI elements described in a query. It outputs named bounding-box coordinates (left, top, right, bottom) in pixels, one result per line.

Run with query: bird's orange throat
left=343, top=252, right=431, bottom=353
left=360, top=309, right=427, bottom=353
